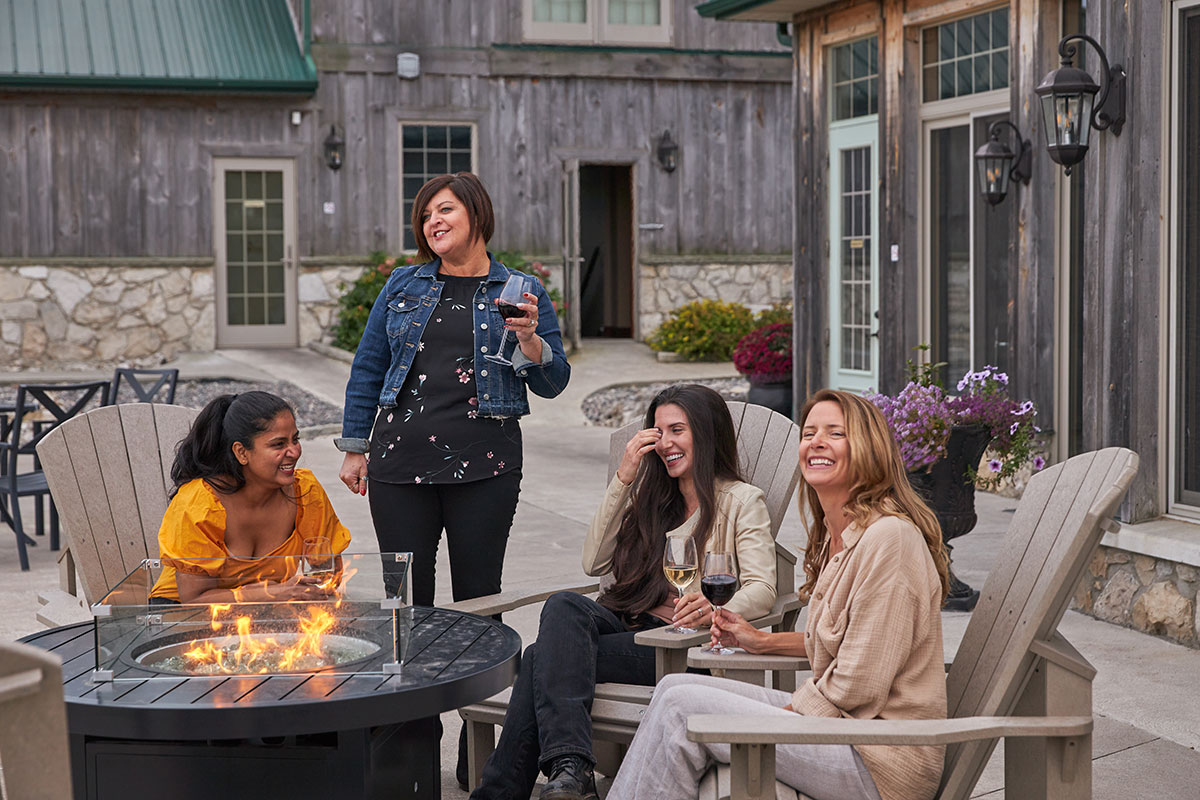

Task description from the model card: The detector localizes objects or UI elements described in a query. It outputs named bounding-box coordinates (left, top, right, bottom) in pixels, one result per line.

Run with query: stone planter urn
left=907, top=424, right=992, bottom=612
left=746, top=376, right=793, bottom=418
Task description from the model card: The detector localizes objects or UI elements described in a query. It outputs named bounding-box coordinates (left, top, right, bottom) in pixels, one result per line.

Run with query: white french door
left=828, top=119, right=879, bottom=392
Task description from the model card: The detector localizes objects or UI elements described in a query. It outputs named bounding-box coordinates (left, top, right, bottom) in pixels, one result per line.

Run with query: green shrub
left=647, top=299, right=756, bottom=361
left=754, top=302, right=793, bottom=327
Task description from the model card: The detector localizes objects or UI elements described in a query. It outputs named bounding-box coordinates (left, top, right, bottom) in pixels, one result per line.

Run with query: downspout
left=304, top=0, right=312, bottom=58
left=776, top=22, right=792, bottom=49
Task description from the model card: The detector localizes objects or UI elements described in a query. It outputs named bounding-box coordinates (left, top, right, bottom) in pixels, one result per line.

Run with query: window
left=524, top=0, right=671, bottom=45
left=831, top=37, right=879, bottom=121
left=400, top=124, right=474, bottom=251
left=922, top=8, right=1010, bottom=101
left=1175, top=4, right=1200, bottom=508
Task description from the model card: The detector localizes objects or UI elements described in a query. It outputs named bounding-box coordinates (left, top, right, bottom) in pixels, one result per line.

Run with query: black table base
left=71, top=717, right=439, bottom=800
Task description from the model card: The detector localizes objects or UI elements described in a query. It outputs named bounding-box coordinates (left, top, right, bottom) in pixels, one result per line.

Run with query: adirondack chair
left=0, top=639, right=73, bottom=800
left=33, top=403, right=199, bottom=626
left=455, top=401, right=804, bottom=788
left=682, top=446, right=1138, bottom=800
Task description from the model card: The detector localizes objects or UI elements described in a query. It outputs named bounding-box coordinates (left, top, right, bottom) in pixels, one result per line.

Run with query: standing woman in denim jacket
left=335, top=172, right=570, bottom=607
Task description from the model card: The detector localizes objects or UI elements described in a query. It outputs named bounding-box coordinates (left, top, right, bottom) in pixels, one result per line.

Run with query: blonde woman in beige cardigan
left=609, top=389, right=950, bottom=800
left=470, top=384, right=775, bottom=800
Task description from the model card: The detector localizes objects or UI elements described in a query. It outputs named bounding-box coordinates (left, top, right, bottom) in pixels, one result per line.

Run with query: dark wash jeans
left=469, top=592, right=659, bottom=800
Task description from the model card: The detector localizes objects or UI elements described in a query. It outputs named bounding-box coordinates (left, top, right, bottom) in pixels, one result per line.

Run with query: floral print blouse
left=369, top=273, right=522, bottom=484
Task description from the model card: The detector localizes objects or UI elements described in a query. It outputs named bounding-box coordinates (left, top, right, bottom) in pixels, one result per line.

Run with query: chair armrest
left=35, top=589, right=90, bottom=628
left=687, top=648, right=810, bottom=673
left=686, top=714, right=1093, bottom=746
left=634, top=592, right=804, bottom=650
left=444, top=580, right=600, bottom=616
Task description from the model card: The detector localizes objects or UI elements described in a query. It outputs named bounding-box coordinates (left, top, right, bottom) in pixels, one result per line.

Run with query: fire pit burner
left=126, top=629, right=384, bottom=676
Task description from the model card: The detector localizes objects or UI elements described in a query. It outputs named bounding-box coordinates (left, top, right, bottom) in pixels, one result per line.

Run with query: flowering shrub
left=732, top=323, right=793, bottom=383
left=647, top=299, right=756, bottom=361
left=866, top=351, right=1043, bottom=488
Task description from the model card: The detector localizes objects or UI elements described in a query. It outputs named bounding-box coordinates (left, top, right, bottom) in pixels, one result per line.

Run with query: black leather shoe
left=540, top=755, right=598, bottom=800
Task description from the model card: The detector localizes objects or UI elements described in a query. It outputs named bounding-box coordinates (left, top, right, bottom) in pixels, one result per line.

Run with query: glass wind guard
left=91, top=553, right=413, bottom=683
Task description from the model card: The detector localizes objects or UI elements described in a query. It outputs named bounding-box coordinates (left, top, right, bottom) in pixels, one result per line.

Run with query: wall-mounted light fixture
left=1034, top=34, right=1126, bottom=174
left=323, top=125, right=345, bottom=171
left=656, top=130, right=678, bottom=173
left=973, top=120, right=1031, bottom=206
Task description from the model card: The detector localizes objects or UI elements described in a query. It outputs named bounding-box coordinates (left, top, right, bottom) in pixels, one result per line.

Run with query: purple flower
left=1017, top=400, right=1034, bottom=415
left=1010, top=422, right=1020, bottom=435
left=988, top=459, right=1002, bottom=473
left=1033, top=456, right=1045, bottom=471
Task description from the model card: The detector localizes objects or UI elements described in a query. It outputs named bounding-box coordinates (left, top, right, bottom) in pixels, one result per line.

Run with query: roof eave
left=695, top=0, right=829, bottom=22
left=0, top=76, right=319, bottom=94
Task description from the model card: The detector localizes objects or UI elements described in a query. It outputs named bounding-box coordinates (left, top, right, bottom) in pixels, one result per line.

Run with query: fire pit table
left=19, top=553, right=521, bottom=800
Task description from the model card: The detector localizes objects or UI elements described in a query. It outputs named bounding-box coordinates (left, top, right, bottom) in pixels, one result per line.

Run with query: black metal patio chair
left=106, top=367, right=180, bottom=405
left=0, top=381, right=108, bottom=571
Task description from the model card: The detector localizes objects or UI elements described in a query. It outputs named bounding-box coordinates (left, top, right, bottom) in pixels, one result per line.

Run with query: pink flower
left=487, top=451, right=494, bottom=459
left=414, top=476, right=422, bottom=483
left=428, top=435, right=437, bottom=442
left=461, top=461, right=469, bottom=468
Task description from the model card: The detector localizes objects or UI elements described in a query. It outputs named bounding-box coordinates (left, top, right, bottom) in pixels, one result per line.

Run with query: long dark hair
left=798, top=389, right=949, bottom=603
left=171, top=391, right=295, bottom=496
left=599, top=384, right=743, bottom=619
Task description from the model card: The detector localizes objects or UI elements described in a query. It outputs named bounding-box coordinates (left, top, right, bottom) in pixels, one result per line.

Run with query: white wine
left=664, top=565, right=697, bottom=591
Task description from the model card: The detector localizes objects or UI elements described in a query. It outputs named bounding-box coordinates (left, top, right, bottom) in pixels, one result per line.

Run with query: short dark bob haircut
left=410, top=172, right=495, bottom=263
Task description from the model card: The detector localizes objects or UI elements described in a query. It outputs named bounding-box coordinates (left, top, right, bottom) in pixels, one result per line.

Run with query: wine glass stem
left=496, top=328, right=509, bottom=357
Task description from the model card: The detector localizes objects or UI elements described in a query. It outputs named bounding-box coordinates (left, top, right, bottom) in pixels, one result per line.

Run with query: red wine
left=497, top=301, right=526, bottom=319
left=701, top=574, right=737, bottom=606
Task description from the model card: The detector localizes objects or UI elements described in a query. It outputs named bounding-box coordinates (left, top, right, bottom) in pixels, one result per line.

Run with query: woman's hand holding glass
left=486, top=273, right=537, bottom=366
left=709, top=608, right=771, bottom=653
left=672, top=591, right=712, bottom=631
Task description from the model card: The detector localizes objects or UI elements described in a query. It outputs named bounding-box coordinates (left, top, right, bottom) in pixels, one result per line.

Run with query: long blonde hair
left=798, top=389, right=950, bottom=603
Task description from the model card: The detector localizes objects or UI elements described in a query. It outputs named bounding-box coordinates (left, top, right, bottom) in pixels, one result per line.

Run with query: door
left=828, top=121, right=879, bottom=392
left=214, top=158, right=297, bottom=347
left=578, top=164, right=634, bottom=337
left=561, top=158, right=582, bottom=348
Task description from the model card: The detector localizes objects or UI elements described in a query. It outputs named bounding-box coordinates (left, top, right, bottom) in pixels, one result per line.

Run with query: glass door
left=214, top=158, right=297, bottom=347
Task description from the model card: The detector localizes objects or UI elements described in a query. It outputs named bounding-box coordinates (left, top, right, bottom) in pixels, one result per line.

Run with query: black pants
left=470, top=592, right=659, bottom=800
left=367, top=470, right=521, bottom=605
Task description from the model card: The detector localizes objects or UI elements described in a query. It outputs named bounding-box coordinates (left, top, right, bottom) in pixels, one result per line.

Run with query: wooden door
left=214, top=158, right=297, bottom=347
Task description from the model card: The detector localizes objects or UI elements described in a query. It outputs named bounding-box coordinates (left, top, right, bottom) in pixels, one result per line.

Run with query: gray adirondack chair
left=683, top=446, right=1138, bottom=800
left=33, top=403, right=199, bottom=625
left=454, top=401, right=804, bottom=789
left=0, top=639, right=73, bottom=800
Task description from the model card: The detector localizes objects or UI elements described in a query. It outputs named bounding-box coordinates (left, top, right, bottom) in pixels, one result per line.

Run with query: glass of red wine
left=484, top=273, right=532, bottom=367
left=701, top=552, right=737, bottom=655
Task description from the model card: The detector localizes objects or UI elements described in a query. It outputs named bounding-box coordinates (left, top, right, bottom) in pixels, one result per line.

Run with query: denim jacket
left=337, top=254, right=571, bottom=452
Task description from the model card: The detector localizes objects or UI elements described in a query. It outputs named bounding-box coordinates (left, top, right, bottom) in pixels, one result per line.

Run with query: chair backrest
left=108, top=367, right=180, bottom=405
left=35, top=403, right=199, bottom=603
left=4, top=381, right=109, bottom=473
left=938, top=447, right=1138, bottom=800
left=607, top=401, right=802, bottom=539
left=0, top=639, right=73, bottom=799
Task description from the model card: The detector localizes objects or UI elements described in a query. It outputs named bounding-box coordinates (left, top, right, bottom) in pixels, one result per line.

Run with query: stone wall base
left=638, top=255, right=792, bottom=337
left=1, top=262, right=364, bottom=369
left=1073, top=544, right=1199, bottom=648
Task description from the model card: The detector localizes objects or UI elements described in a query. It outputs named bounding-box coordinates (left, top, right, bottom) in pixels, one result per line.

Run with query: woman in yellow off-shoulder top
left=149, top=392, right=351, bottom=605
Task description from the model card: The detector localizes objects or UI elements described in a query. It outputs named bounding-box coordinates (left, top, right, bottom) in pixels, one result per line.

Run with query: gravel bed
left=581, top=377, right=750, bottom=427
left=0, top=380, right=343, bottom=430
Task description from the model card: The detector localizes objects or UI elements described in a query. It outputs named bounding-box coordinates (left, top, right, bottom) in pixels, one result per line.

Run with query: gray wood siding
left=0, top=0, right=791, bottom=259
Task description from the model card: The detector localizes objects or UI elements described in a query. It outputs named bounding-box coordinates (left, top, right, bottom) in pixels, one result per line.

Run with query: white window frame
left=398, top=121, right=478, bottom=253
left=1167, top=0, right=1200, bottom=518
left=523, top=0, right=671, bottom=46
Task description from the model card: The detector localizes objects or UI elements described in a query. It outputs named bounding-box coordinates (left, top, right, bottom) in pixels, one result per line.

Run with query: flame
left=209, top=604, right=232, bottom=631
left=181, top=605, right=339, bottom=675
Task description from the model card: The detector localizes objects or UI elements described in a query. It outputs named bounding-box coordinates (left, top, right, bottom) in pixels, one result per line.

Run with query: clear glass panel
left=852, top=38, right=870, bottom=79
left=246, top=234, right=264, bottom=263
left=835, top=44, right=852, bottom=83
left=91, top=554, right=413, bottom=683
left=427, top=150, right=450, bottom=175
left=974, top=113, right=1015, bottom=375
left=226, top=234, right=243, bottom=263
left=609, top=0, right=659, bottom=25
left=402, top=126, right=423, bottom=148
left=247, top=296, right=266, bottom=325
left=267, top=263, right=284, bottom=294
left=225, top=201, right=241, bottom=232
left=835, top=84, right=853, bottom=120
left=955, top=18, right=972, bottom=56
left=924, top=9, right=1010, bottom=100
left=449, top=125, right=471, bottom=148
left=830, top=37, right=879, bottom=120
left=992, top=48, right=1009, bottom=89
left=533, top=0, right=586, bottom=23
left=225, top=171, right=242, bottom=200
left=267, top=234, right=283, bottom=263
left=1178, top=10, right=1200, bottom=504
left=268, top=295, right=286, bottom=325
left=245, top=204, right=265, bottom=233
left=227, top=264, right=243, bottom=294
left=264, top=171, right=283, bottom=199
left=930, top=125, right=971, bottom=387
left=839, top=146, right=872, bottom=373
left=450, top=151, right=471, bottom=173
left=974, top=54, right=991, bottom=92
left=401, top=124, right=473, bottom=252
left=427, top=126, right=448, bottom=149
left=245, top=171, right=263, bottom=200
left=266, top=202, right=283, bottom=231
left=247, top=264, right=264, bottom=294
left=227, top=296, right=244, bottom=325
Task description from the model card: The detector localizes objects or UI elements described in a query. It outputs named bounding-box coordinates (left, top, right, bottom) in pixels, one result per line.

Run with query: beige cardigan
left=790, top=515, right=947, bottom=800
left=582, top=475, right=777, bottom=620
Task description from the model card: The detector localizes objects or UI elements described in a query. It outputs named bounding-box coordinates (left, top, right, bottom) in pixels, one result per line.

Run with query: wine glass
left=701, top=552, right=737, bottom=655
left=484, top=273, right=532, bottom=366
left=662, top=535, right=699, bottom=634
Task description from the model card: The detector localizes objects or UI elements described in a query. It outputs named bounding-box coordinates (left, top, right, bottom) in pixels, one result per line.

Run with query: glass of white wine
left=662, top=534, right=699, bottom=634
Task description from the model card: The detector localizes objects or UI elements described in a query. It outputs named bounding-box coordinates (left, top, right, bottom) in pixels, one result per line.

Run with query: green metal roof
left=696, top=0, right=828, bottom=22
left=0, top=0, right=316, bottom=93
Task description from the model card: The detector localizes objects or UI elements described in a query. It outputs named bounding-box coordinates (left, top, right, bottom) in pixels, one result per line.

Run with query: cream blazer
left=582, top=475, right=777, bottom=620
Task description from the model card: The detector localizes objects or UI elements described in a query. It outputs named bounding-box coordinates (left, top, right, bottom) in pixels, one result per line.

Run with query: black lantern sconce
left=1034, top=34, right=1126, bottom=174
left=973, top=120, right=1031, bottom=206
left=656, top=130, right=678, bottom=173
left=323, top=125, right=345, bottom=171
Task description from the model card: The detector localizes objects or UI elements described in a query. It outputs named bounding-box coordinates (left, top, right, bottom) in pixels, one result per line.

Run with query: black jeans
left=367, top=470, right=521, bottom=605
left=470, top=592, right=659, bottom=800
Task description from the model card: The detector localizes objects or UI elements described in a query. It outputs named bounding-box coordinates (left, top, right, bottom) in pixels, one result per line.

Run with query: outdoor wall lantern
left=973, top=120, right=1031, bottom=206
left=323, top=125, right=345, bottom=171
left=656, top=130, right=679, bottom=173
left=1034, top=34, right=1126, bottom=174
